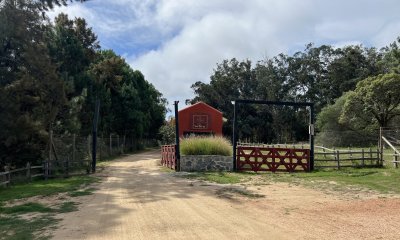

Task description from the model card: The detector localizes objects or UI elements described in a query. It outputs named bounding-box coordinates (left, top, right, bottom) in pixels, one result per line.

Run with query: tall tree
left=341, top=73, right=400, bottom=128
left=0, top=0, right=65, bottom=168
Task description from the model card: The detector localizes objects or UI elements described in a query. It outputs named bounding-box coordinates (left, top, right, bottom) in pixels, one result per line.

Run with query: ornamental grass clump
left=180, top=136, right=232, bottom=156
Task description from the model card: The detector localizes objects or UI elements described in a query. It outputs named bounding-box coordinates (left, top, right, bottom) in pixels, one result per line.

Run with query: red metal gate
left=161, top=145, right=176, bottom=170
left=237, top=146, right=310, bottom=172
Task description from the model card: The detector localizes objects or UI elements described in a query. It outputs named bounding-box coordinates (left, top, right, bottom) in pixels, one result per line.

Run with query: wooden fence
left=381, top=136, right=400, bottom=168
left=0, top=159, right=92, bottom=187
left=0, top=163, right=44, bottom=187
left=161, top=145, right=176, bottom=170
left=1, top=134, right=157, bottom=187
left=314, top=146, right=380, bottom=169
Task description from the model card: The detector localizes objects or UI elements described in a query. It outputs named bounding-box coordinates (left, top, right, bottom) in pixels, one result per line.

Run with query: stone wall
left=180, top=155, right=233, bottom=172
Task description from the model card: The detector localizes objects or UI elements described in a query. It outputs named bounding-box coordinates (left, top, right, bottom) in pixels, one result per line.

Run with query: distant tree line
left=191, top=42, right=400, bottom=146
left=0, top=0, right=166, bottom=169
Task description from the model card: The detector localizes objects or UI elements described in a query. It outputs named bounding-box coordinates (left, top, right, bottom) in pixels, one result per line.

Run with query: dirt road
left=52, top=150, right=400, bottom=240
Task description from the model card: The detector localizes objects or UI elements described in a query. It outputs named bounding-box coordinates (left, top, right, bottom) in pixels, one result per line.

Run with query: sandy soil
left=51, top=150, right=400, bottom=240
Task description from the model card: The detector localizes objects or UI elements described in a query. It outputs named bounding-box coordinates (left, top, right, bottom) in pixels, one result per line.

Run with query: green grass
left=0, top=201, right=80, bottom=216
left=0, top=202, right=53, bottom=214
left=0, top=176, right=98, bottom=203
left=181, top=167, right=400, bottom=194
left=0, top=215, right=56, bottom=240
left=180, top=136, right=232, bottom=156
left=0, top=175, right=98, bottom=240
left=69, top=187, right=97, bottom=197
left=216, top=187, right=264, bottom=198
left=182, top=172, right=253, bottom=184
left=57, top=202, right=78, bottom=213
left=279, top=167, right=400, bottom=194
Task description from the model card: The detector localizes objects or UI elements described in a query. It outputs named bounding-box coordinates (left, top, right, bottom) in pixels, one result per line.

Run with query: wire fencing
left=0, top=133, right=158, bottom=187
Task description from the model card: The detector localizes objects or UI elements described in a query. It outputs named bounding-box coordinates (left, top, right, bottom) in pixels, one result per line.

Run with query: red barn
left=178, top=102, right=223, bottom=138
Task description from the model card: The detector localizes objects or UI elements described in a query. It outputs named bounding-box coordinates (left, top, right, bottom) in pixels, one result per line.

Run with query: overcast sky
left=48, top=0, right=400, bottom=110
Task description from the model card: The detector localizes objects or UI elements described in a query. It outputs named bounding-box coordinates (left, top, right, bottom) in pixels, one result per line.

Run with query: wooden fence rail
left=314, top=147, right=380, bottom=168
left=0, top=163, right=44, bottom=187
left=0, top=159, right=93, bottom=187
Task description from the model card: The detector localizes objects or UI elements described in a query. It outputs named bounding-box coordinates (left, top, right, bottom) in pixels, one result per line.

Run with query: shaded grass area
left=0, top=201, right=79, bottom=215
left=0, top=176, right=98, bottom=203
left=0, top=175, right=99, bottom=240
left=182, top=172, right=253, bottom=184
left=69, top=187, right=97, bottom=197
left=279, top=167, right=400, bottom=194
left=216, top=187, right=264, bottom=199
left=0, top=201, right=79, bottom=240
left=0, top=215, right=56, bottom=240
left=0, top=202, right=53, bottom=214
left=180, top=167, right=400, bottom=194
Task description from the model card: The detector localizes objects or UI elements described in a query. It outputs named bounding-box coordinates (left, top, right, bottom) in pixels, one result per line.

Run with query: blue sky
left=48, top=0, right=400, bottom=111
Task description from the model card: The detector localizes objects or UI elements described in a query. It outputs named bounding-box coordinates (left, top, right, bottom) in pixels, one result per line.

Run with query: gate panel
left=237, top=146, right=309, bottom=172
left=161, top=145, right=176, bottom=170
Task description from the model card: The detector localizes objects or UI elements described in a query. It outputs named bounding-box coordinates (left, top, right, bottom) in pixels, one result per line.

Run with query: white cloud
left=47, top=0, right=400, bottom=109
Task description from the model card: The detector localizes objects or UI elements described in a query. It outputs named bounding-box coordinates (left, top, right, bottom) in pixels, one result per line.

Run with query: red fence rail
left=161, top=145, right=176, bottom=170
left=237, top=146, right=310, bottom=172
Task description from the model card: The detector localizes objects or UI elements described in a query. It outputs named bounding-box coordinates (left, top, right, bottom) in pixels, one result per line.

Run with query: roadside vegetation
left=180, top=167, right=400, bottom=195
left=180, top=136, right=232, bottom=156
left=0, top=175, right=98, bottom=240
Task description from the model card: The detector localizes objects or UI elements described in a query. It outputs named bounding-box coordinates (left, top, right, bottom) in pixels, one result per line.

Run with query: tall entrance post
left=174, top=101, right=181, bottom=171
left=92, top=99, right=100, bottom=173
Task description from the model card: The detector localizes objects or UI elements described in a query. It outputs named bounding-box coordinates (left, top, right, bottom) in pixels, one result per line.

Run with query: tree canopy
left=191, top=40, right=400, bottom=144
left=0, top=0, right=167, bottom=169
left=341, top=73, right=400, bottom=128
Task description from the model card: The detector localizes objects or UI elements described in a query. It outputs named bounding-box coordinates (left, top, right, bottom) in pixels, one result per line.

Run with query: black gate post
left=309, top=104, right=315, bottom=172
left=92, top=99, right=100, bottom=173
left=174, top=101, right=180, bottom=171
left=232, top=101, right=238, bottom=171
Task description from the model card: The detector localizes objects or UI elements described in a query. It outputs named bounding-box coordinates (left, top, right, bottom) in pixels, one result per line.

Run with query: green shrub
left=180, top=136, right=232, bottom=156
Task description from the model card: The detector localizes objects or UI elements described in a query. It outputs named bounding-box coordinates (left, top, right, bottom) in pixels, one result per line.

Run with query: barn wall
left=178, top=103, right=223, bottom=137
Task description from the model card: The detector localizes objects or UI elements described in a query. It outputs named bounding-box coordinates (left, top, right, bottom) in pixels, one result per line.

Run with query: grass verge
left=0, top=176, right=98, bottom=203
left=270, top=167, right=400, bottom=194
left=181, top=172, right=253, bottom=184
left=216, top=187, right=264, bottom=199
left=0, top=175, right=99, bottom=240
left=180, top=167, right=400, bottom=194
left=0, top=214, right=56, bottom=240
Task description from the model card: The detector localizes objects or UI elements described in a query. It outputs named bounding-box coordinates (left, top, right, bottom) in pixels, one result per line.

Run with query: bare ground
left=51, top=150, right=400, bottom=240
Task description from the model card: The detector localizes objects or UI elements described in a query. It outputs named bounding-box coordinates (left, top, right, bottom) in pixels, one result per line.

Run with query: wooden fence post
left=65, top=157, right=69, bottom=178
left=336, top=150, right=341, bottom=169
left=26, top=162, right=31, bottom=182
left=361, top=149, right=365, bottom=167
left=109, top=134, right=112, bottom=156
left=73, top=134, right=76, bottom=163
left=123, top=135, right=126, bottom=154
left=49, top=130, right=53, bottom=177
left=377, top=148, right=380, bottom=166
left=349, top=147, right=352, bottom=159
left=117, top=135, right=120, bottom=154
left=5, top=166, right=10, bottom=187
left=369, top=148, right=372, bottom=165
left=44, top=161, right=48, bottom=180
left=394, top=152, right=399, bottom=168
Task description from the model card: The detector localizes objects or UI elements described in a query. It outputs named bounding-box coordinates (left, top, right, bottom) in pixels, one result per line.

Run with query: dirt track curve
left=52, top=150, right=400, bottom=240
